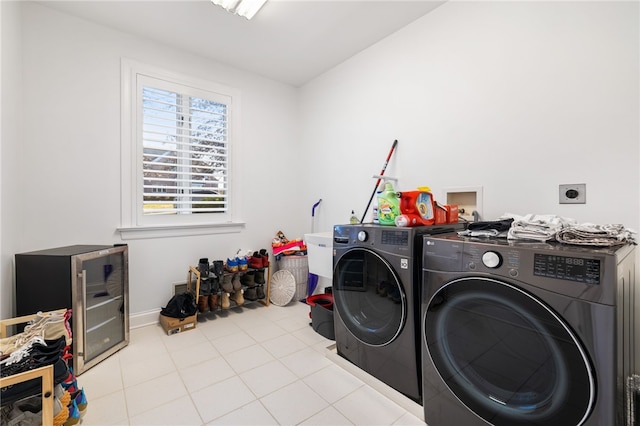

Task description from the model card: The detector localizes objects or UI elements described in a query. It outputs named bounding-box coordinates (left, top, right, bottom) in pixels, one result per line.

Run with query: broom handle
left=360, top=139, right=398, bottom=224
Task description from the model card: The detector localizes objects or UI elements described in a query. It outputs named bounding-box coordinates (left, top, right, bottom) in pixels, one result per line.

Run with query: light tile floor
left=78, top=301, right=426, bottom=425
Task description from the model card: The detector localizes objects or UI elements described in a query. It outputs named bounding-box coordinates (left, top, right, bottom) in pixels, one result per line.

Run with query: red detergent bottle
left=395, top=187, right=435, bottom=227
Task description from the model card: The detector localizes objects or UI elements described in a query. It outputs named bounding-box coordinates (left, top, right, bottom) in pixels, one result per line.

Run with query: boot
left=232, top=289, right=244, bottom=306
left=212, top=260, right=224, bottom=278
left=232, top=273, right=242, bottom=291
left=198, top=258, right=209, bottom=278
left=221, top=292, right=231, bottom=310
left=244, top=286, right=258, bottom=301
left=256, top=284, right=266, bottom=300
left=197, top=295, right=210, bottom=313
left=241, top=270, right=255, bottom=287
left=259, top=249, right=270, bottom=267
left=254, top=268, right=265, bottom=285
left=221, top=273, right=233, bottom=293
left=208, top=293, right=219, bottom=310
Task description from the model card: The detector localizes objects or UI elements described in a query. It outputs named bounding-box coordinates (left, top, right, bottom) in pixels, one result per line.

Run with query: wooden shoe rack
left=188, top=262, right=271, bottom=311
left=0, top=309, right=66, bottom=424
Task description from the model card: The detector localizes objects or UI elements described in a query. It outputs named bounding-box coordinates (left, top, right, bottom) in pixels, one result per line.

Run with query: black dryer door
left=334, top=248, right=405, bottom=346
left=424, top=277, right=595, bottom=426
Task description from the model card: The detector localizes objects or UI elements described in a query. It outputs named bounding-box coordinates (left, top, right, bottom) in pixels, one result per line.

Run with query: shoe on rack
left=256, top=284, right=266, bottom=300
left=212, top=260, right=224, bottom=278
left=208, top=294, right=219, bottom=311
left=254, top=268, right=266, bottom=285
left=221, top=274, right=234, bottom=293
left=0, top=311, right=72, bottom=356
left=232, top=273, right=242, bottom=291
left=259, top=249, right=270, bottom=267
left=244, top=287, right=258, bottom=301
left=249, top=253, right=264, bottom=269
left=225, top=258, right=238, bottom=273
left=241, top=271, right=255, bottom=287
left=197, top=295, right=210, bottom=313
left=221, top=292, right=231, bottom=310
left=198, top=258, right=210, bottom=278
left=63, top=399, right=80, bottom=426
left=232, top=290, right=244, bottom=306
left=1, top=355, right=70, bottom=406
left=3, top=392, right=69, bottom=426
left=237, top=256, right=248, bottom=272
left=70, top=388, right=87, bottom=418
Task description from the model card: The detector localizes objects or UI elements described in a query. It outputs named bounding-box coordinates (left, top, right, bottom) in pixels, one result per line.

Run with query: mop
left=306, top=199, right=322, bottom=299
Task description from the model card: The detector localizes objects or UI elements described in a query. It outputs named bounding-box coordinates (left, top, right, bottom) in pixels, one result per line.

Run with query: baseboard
left=130, top=309, right=162, bottom=329
left=324, top=344, right=424, bottom=421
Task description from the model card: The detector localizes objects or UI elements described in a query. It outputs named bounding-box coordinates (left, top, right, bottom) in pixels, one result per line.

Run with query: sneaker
left=54, top=383, right=71, bottom=408
left=63, top=400, right=80, bottom=426
left=70, top=388, right=87, bottom=417
left=232, top=290, right=244, bottom=306
left=237, top=257, right=248, bottom=272
left=1, top=356, right=70, bottom=405
left=225, top=258, right=238, bottom=273
left=221, top=292, right=231, bottom=310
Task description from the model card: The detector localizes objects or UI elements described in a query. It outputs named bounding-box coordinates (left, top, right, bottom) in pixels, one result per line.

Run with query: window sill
left=117, top=222, right=245, bottom=240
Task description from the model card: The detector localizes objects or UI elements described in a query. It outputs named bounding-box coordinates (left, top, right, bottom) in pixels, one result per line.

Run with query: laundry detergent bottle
left=377, top=182, right=400, bottom=226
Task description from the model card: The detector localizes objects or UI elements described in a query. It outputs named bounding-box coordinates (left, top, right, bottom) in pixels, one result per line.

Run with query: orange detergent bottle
left=395, top=188, right=435, bottom=227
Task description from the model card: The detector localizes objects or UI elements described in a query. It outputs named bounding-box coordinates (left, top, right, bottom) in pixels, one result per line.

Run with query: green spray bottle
left=377, top=182, right=400, bottom=226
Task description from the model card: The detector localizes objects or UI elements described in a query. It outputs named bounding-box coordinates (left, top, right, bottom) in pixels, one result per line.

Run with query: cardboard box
left=160, top=314, right=197, bottom=335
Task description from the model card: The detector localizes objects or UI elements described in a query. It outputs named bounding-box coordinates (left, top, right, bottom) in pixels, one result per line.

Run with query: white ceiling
left=36, top=0, right=445, bottom=86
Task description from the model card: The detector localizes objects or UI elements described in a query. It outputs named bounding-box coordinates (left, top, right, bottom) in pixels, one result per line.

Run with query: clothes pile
left=458, top=213, right=636, bottom=247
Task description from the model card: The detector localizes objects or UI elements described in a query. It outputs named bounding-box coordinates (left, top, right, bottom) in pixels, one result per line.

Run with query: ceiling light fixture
left=210, top=0, right=268, bottom=20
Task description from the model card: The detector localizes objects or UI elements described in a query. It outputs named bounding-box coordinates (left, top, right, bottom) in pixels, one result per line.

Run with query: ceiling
left=37, top=0, right=445, bottom=86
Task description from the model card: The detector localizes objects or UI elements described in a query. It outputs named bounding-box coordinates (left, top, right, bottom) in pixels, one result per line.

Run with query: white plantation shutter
left=138, top=75, right=231, bottom=216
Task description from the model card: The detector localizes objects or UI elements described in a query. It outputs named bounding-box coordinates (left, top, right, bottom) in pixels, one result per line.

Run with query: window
left=120, top=60, right=243, bottom=239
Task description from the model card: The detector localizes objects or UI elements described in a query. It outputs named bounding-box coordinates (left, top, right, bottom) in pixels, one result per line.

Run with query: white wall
left=6, top=2, right=306, bottom=322
left=1, top=1, right=23, bottom=320
left=300, top=1, right=639, bottom=234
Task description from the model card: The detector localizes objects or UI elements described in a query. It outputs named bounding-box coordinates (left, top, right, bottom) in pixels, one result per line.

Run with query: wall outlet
left=559, top=183, right=586, bottom=204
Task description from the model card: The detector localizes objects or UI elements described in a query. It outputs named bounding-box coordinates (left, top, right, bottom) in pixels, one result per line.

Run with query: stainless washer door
left=424, top=277, right=594, bottom=426
left=334, top=248, right=405, bottom=346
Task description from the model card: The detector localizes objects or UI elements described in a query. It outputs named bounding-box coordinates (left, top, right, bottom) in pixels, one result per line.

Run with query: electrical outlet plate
left=559, top=183, right=586, bottom=204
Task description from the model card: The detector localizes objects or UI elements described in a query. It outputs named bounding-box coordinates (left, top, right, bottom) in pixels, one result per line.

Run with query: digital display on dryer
left=533, top=254, right=600, bottom=284
left=381, top=230, right=409, bottom=246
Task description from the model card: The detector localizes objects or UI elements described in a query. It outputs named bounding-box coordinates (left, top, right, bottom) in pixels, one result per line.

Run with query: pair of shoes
left=225, top=258, right=238, bottom=273
left=3, top=392, right=70, bottom=426
left=249, top=249, right=269, bottom=269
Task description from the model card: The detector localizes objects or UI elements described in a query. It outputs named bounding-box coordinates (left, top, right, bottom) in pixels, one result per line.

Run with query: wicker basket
left=277, top=255, right=309, bottom=301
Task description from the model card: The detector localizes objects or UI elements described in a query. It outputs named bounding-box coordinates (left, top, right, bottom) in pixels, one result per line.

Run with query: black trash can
left=307, top=294, right=335, bottom=340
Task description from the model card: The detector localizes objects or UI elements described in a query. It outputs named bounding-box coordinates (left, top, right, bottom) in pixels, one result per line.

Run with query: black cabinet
left=16, top=245, right=129, bottom=375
